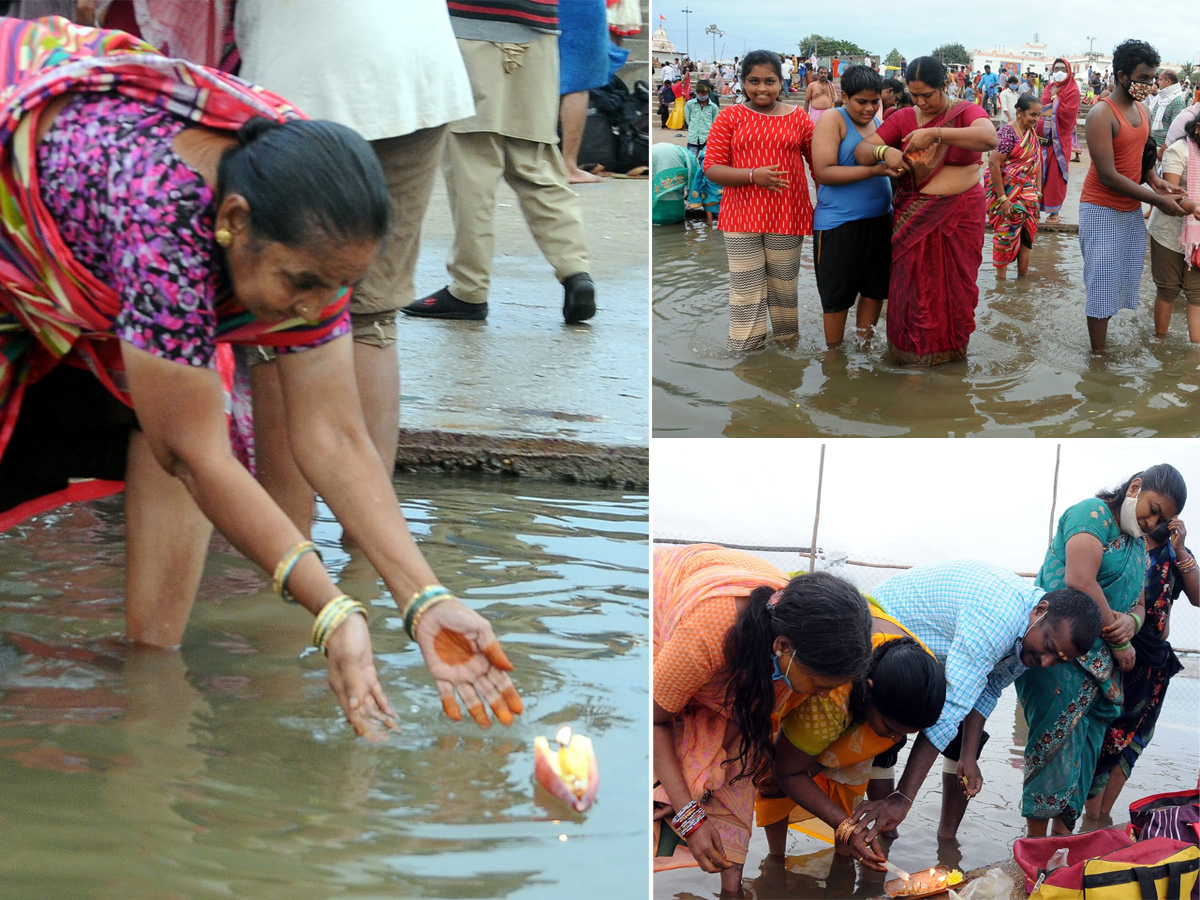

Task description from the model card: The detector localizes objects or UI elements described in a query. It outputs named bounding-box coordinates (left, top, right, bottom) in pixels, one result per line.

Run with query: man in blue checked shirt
left=848, top=560, right=1103, bottom=843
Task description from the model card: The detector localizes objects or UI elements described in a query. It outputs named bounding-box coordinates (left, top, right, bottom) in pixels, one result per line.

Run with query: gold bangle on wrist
left=407, top=593, right=456, bottom=640
left=311, top=594, right=368, bottom=655
left=272, top=540, right=320, bottom=602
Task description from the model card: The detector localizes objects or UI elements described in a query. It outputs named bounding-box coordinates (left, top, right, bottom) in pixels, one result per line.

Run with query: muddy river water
left=653, top=221, right=1198, bottom=438
left=0, top=473, right=648, bottom=899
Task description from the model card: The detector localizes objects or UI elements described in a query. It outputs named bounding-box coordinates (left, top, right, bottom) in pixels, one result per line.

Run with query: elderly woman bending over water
left=652, top=544, right=872, bottom=897
left=0, top=19, right=521, bottom=737
left=855, top=56, right=997, bottom=365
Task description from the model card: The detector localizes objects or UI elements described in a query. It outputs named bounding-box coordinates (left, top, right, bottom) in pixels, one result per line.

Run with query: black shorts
left=942, top=720, right=990, bottom=762
left=813, top=213, right=892, bottom=314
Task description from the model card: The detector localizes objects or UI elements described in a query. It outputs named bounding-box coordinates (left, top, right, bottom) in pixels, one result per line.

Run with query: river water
left=652, top=217, right=1199, bottom=438
left=0, top=474, right=648, bottom=899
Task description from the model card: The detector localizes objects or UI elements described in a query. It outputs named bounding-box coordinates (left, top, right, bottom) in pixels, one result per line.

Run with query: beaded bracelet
left=272, top=540, right=321, bottom=603
left=311, top=595, right=369, bottom=655
left=889, top=789, right=914, bottom=806
left=672, top=799, right=707, bottom=838
left=405, top=590, right=457, bottom=640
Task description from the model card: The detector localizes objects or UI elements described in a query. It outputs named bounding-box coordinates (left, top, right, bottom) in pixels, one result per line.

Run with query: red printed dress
left=703, top=104, right=815, bottom=235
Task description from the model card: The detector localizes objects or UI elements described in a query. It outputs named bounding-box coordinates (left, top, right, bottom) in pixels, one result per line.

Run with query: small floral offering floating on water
left=884, top=865, right=964, bottom=898
left=533, top=725, right=599, bottom=812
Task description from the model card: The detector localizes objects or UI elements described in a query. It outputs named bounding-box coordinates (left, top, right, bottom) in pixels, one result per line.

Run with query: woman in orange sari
left=856, top=56, right=997, bottom=365
left=653, top=544, right=873, bottom=897
left=985, top=93, right=1044, bottom=276
left=757, top=604, right=945, bottom=870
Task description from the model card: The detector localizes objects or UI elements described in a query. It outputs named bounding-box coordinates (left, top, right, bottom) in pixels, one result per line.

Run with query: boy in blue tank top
left=810, top=65, right=902, bottom=344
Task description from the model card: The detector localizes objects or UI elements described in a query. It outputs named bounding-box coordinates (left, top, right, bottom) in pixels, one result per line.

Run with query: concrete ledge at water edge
left=394, top=429, right=648, bottom=491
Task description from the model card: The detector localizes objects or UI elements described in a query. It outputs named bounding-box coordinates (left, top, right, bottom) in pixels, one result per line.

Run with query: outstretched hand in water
left=413, top=599, right=524, bottom=728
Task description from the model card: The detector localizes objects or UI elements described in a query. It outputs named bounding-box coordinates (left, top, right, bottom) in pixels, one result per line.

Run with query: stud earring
left=215, top=227, right=232, bottom=247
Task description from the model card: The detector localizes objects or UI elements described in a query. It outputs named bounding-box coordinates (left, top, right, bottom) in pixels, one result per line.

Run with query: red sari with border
left=886, top=100, right=987, bottom=365
left=1039, top=59, right=1081, bottom=216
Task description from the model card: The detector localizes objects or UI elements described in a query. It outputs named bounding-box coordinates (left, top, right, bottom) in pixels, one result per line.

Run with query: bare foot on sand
left=567, top=166, right=604, bottom=184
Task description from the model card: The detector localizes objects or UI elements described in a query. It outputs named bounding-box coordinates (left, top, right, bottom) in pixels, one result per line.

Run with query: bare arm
left=120, top=340, right=395, bottom=738
left=907, top=117, right=999, bottom=153
left=276, top=335, right=522, bottom=728
left=653, top=701, right=732, bottom=872
left=988, top=148, right=1010, bottom=201
left=853, top=130, right=906, bottom=171
left=1087, top=102, right=1184, bottom=211
left=1063, top=531, right=1118, bottom=627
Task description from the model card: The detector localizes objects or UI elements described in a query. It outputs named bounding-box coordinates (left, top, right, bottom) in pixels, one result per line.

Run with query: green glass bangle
left=1108, top=641, right=1131, bottom=652
left=404, top=591, right=455, bottom=639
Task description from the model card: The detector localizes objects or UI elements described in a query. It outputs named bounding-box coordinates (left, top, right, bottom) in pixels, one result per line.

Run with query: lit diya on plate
left=884, top=865, right=964, bottom=898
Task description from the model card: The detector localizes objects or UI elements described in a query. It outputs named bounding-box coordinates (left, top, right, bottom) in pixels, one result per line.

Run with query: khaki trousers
left=351, top=124, right=448, bottom=345
left=444, top=130, right=590, bottom=305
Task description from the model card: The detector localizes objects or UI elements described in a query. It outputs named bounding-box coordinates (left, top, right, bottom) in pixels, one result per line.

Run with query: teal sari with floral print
left=1016, top=497, right=1147, bottom=828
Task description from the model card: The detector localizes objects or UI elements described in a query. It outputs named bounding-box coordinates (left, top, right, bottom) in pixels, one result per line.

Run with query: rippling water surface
left=653, top=223, right=1199, bottom=437
left=0, top=473, right=648, bottom=899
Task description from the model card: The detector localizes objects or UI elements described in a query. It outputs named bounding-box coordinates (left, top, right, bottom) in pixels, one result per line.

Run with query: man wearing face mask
left=844, top=560, right=1102, bottom=843
left=684, top=80, right=719, bottom=156
left=1000, top=76, right=1021, bottom=125
left=1078, top=39, right=1188, bottom=353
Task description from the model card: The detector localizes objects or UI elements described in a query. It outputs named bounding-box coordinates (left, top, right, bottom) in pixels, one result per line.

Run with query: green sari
left=1016, top=497, right=1147, bottom=829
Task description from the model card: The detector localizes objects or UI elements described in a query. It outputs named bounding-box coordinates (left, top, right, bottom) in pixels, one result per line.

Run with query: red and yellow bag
left=1015, top=829, right=1198, bottom=899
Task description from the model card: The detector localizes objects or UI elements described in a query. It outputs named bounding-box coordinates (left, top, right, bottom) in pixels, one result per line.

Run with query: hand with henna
left=413, top=599, right=524, bottom=728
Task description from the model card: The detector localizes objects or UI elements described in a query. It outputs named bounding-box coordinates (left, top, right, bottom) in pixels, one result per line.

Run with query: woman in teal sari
left=1017, top=464, right=1187, bottom=836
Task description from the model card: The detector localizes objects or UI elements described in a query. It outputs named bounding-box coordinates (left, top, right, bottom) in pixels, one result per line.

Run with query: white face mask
left=1119, top=492, right=1144, bottom=538
left=1053, top=71, right=1068, bottom=83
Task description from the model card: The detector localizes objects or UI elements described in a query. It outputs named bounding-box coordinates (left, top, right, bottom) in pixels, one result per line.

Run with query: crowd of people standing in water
left=653, top=464, right=1194, bottom=897
left=656, top=39, right=1200, bottom=359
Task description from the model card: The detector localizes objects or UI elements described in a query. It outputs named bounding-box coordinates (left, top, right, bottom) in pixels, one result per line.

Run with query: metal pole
left=1048, top=443, right=1061, bottom=547
left=809, top=444, right=825, bottom=573
left=681, top=6, right=692, bottom=59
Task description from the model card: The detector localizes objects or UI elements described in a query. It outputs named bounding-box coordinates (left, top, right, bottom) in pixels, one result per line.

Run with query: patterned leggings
left=723, top=231, right=804, bottom=351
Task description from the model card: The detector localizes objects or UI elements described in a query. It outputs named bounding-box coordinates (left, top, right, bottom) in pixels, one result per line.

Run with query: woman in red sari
left=856, top=57, right=997, bottom=365
left=1039, top=58, right=1082, bottom=224
left=985, top=93, right=1044, bottom=277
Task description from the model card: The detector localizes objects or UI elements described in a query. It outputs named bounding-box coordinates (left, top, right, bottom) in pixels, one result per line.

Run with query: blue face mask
left=771, top=652, right=794, bottom=683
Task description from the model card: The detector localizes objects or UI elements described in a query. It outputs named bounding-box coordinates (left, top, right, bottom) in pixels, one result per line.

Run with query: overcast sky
left=651, top=439, right=1199, bottom=573
left=653, top=6, right=1198, bottom=69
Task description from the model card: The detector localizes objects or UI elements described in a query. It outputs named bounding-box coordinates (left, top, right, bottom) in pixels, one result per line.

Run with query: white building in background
left=651, top=24, right=677, bottom=63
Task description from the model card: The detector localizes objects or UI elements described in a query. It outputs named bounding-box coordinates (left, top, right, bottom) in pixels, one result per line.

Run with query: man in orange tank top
left=1078, top=39, right=1188, bottom=353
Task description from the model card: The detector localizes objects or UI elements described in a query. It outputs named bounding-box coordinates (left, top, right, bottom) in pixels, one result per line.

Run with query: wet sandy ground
left=399, top=165, right=649, bottom=451
left=652, top=106, right=1198, bottom=438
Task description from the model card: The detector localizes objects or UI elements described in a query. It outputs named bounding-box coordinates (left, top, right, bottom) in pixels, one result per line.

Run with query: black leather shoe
left=402, top=287, right=487, bottom=320
left=562, top=273, right=595, bottom=324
